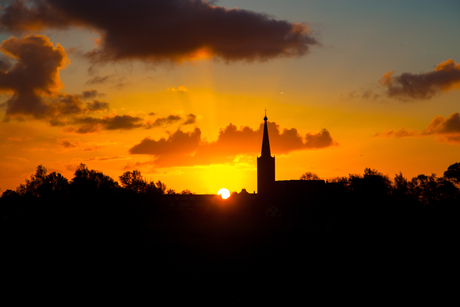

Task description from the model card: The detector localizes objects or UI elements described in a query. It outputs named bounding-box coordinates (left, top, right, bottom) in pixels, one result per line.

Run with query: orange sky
left=1, top=0, right=459, bottom=194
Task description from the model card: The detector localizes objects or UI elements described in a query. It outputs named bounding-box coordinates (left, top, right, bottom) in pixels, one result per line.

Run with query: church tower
left=257, top=112, right=275, bottom=194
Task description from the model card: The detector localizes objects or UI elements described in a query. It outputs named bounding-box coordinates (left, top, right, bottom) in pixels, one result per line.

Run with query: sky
left=0, top=0, right=459, bottom=195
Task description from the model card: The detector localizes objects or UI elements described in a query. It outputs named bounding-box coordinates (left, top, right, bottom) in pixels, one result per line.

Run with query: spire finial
left=264, top=108, right=267, bottom=121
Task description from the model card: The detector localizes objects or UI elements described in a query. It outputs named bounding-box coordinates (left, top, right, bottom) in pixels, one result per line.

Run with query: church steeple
left=257, top=110, right=275, bottom=194
left=261, top=110, right=271, bottom=158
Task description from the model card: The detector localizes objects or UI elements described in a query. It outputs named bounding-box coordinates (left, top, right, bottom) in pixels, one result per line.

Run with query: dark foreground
left=2, top=199, right=457, bottom=304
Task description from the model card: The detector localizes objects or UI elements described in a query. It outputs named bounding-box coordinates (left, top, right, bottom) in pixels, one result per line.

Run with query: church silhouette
left=257, top=112, right=328, bottom=193
left=257, top=112, right=275, bottom=194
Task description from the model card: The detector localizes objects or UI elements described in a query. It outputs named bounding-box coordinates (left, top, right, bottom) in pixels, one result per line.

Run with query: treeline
left=0, top=163, right=189, bottom=243
left=300, top=163, right=460, bottom=209
left=0, top=163, right=194, bottom=211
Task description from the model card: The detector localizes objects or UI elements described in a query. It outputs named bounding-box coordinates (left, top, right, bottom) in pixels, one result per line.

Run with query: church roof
left=261, top=113, right=272, bottom=157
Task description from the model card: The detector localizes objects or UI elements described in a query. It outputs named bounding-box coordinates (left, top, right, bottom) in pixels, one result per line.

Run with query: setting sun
left=218, top=188, right=230, bottom=199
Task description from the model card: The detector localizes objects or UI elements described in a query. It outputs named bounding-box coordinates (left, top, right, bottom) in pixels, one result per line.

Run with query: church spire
left=257, top=110, right=275, bottom=194
left=261, top=110, right=271, bottom=157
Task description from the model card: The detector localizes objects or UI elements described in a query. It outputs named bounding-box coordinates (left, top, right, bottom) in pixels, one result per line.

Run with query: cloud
left=0, top=34, right=68, bottom=119
left=423, top=113, right=460, bottom=135
left=145, top=115, right=182, bottom=129
left=374, top=128, right=419, bottom=138
left=0, top=0, right=318, bottom=63
left=85, top=100, right=109, bottom=112
left=375, top=112, right=460, bottom=144
left=0, top=35, right=111, bottom=122
left=143, top=113, right=198, bottom=129
left=67, top=114, right=144, bottom=134
left=183, top=113, right=197, bottom=125
left=167, top=85, right=189, bottom=92
left=79, top=89, right=104, bottom=100
left=85, top=75, right=112, bottom=85
left=0, top=34, right=152, bottom=134
left=380, top=59, right=460, bottom=100
left=129, top=121, right=337, bottom=167
left=130, top=127, right=202, bottom=157
left=58, top=138, right=79, bottom=148
left=84, top=156, right=129, bottom=162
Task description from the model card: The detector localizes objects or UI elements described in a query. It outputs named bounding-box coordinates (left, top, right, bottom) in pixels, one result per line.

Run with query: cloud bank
left=0, top=35, right=115, bottom=124
left=375, top=112, right=460, bottom=144
left=129, top=122, right=338, bottom=167
left=0, top=0, right=318, bottom=63
left=0, top=34, right=194, bottom=133
left=380, top=59, right=460, bottom=100
left=0, top=35, right=67, bottom=118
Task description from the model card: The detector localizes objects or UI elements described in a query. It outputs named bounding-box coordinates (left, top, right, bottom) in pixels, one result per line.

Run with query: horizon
left=1, top=0, right=459, bottom=195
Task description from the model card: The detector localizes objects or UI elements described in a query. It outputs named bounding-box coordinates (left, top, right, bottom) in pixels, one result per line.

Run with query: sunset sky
left=1, top=0, right=459, bottom=195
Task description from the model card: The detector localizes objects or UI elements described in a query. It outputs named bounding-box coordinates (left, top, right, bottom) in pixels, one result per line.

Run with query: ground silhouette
left=1, top=163, right=458, bottom=303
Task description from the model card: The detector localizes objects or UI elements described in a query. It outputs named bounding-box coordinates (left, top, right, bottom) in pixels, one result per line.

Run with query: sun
left=218, top=188, right=230, bottom=199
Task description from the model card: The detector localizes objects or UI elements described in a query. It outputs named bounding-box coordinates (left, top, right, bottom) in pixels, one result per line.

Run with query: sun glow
left=218, top=188, right=230, bottom=199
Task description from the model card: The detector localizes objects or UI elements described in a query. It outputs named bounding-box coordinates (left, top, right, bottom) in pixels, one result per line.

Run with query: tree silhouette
left=16, top=164, right=48, bottom=197
left=119, top=170, right=147, bottom=193
left=38, top=172, right=69, bottom=200
left=70, top=163, right=119, bottom=203
left=444, top=162, right=460, bottom=185
left=155, top=181, right=167, bottom=194
left=300, top=172, right=320, bottom=180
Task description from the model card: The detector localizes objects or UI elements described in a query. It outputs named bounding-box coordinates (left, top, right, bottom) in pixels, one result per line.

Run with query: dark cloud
left=0, top=34, right=148, bottom=134
left=80, top=89, right=104, bottom=100
left=85, top=100, right=109, bottom=112
left=145, top=115, right=182, bottom=129
left=0, top=0, right=72, bottom=32
left=0, top=34, right=68, bottom=119
left=85, top=75, right=111, bottom=85
left=0, top=56, right=11, bottom=72
left=129, top=121, right=337, bottom=167
left=380, top=59, right=460, bottom=100
left=104, top=114, right=143, bottom=130
left=67, top=114, right=144, bottom=133
left=59, top=139, right=78, bottom=148
left=0, top=0, right=318, bottom=63
left=183, top=113, right=197, bottom=125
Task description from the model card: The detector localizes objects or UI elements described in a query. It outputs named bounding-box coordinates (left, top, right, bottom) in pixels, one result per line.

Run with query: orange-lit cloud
left=0, top=0, right=318, bottom=63
left=0, top=35, right=67, bottom=119
left=423, top=113, right=460, bottom=135
left=374, top=128, right=419, bottom=138
left=167, top=86, right=189, bottom=92
left=0, top=35, right=114, bottom=125
left=0, top=34, right=159, bottom=134
left=380, top=59, right=460, bottom=100
left=129, top=122, right=337, bottom=167
left=376, top=112, right=460, bottom=144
